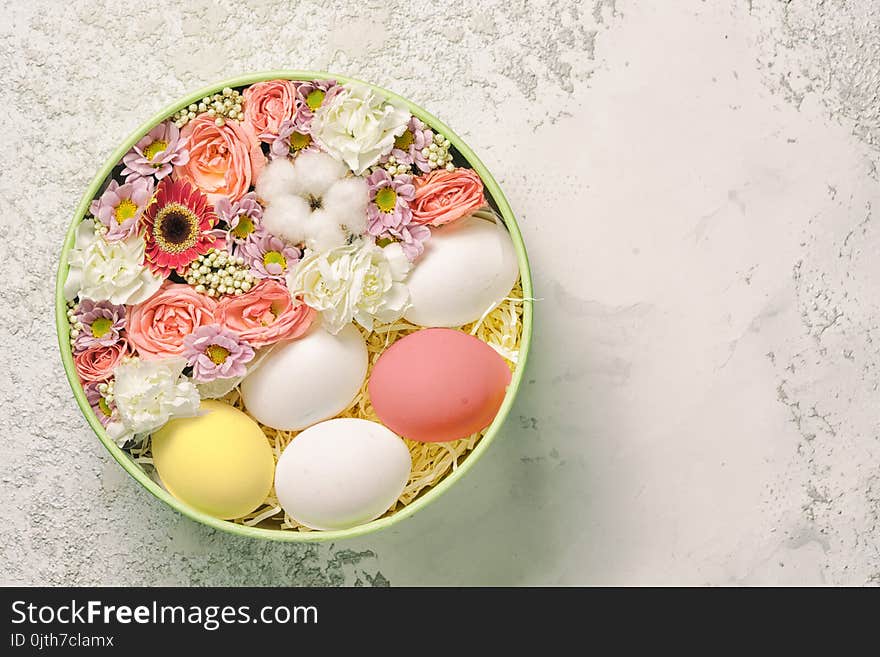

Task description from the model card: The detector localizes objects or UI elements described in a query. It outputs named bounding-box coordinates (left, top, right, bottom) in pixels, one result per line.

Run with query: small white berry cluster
left=173, top=87, right=245, bottom=129
left=381, top=154, right=412, bottom=176
left=96, top=379, right=115, bottom=405
left=424, top=133, right=454, bottom=171
left=184, top=249, right=255, bottom=297
left=66, top=300, right=82, bottom=346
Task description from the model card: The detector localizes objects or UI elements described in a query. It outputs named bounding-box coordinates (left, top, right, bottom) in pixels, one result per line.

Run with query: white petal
left=292, top=151, right=348, bottom=196
left=323, top=177, right=369, bottom=234
left=62, top=267, right=83, bottom=301
left=372, top=282, right=411, bottom=322
left=263, top=195, right=311, bottom=244
left=382, top=242, right=412, bottom=280
left=304, top=210, right=347, bottom=252
left=256, top=158, right=298, bottom=202
left=123, top=269, right=163, bottom=305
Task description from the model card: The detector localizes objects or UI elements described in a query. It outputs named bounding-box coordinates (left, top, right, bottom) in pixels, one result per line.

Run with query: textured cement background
left=1, top=0, right=879, bottom=585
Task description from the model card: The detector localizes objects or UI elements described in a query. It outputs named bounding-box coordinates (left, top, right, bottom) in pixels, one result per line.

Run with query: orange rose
left=243, top=80, right=298, bottom=141
left=410, top=168, right=487, bottom=227
left=75, top=340, right=131, bottom=383
left=216, top=280, right=315, bottom=348
left=175, top=114, right=265, bottom=203
left=127, top=283, right=217, bottom=359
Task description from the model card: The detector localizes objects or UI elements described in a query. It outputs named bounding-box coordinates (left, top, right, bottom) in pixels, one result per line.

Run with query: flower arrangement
left=63, top=76, right=525, bottom=533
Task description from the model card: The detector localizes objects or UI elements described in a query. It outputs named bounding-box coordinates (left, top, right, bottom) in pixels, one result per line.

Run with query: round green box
left=55, top=71, right=534, bottom=542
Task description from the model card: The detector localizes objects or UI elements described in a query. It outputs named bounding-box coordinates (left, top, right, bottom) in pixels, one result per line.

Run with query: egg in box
left=61, top=75, right=527, bottom=535
left=151, top=401, right=274, bottom=520
left=404, top=211, right=519, bottom=327
left=369, top=329, right=513, bottom=443
left=240, top=321, right=368, bottom=431
left=274, top=418, right=412, bottom=531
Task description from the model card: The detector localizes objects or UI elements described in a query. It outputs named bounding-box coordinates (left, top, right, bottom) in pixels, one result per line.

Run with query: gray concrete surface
left=1, top=0, right=879, bottom=585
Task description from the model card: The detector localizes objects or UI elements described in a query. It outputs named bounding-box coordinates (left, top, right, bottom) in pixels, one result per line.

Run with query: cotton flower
left=256, top=151, right=368, bottom=253
left=63, top=219, right=164, bottom=305
left=287, top=238, right=411, bottom=334
left=311, top=83, right=411, bottom=175
left=112, top=357, right=200, bottom=437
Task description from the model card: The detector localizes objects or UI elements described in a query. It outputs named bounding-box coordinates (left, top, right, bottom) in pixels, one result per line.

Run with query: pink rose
left=411, top=168, right=487, bottom=227
left=174, top=114, right=265, bottom=203
left=216, top=280, right=315, bottom=348
left=75, top=340, right=131, bottom=383
left=127, top=283, right=217, bottom=359
left=243, top=80, right=298, bottom=142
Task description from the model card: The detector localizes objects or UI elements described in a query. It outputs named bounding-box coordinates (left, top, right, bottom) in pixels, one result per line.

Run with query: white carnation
left=287, top=239, right=411, bottom=335
left=257, top=152, right=368, bottom=253
left=63, top=219, right=163, bottom=305
left=113, top=358, right=201, bottom=437
left=312, top=83, right=411, bottom=175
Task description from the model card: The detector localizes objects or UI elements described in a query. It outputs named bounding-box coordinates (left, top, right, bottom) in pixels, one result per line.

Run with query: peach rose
left=175, top=114, right=265, bottom=203
left=411, top=167, right=487, bottom=227
left=216, top=280, right=315, bottom=348
left=127, top=283, right=217, bottom=359
left=75, top=340, right=131, bottom=383
left=243, top=80, right=298, bottom=142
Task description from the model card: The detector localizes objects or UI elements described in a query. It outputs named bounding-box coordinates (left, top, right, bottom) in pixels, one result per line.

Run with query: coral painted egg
left=151, top=400, right=274, bottom=520
left=240, top=322, right=367, bottom=431
left=404, top=214, right=519, bottom=327
left=274, top=418, right=411, bottom=530
left=369, top=328, right=512, bottom=442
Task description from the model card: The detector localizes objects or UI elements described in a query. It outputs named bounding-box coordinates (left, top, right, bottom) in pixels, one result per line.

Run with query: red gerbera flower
left=142, top=179, right=221, bottom=276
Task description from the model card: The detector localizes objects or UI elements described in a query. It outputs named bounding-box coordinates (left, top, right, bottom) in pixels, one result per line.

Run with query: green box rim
left=54, top=70, right=534, bottom=542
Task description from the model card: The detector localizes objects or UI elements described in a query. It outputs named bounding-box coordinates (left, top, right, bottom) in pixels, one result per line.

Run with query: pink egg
left=369, top=328, right=512, bottom=443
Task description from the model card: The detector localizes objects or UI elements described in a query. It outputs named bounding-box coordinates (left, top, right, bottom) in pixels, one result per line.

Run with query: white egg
left=275, top=418, right=412, bottom=530
left=404, top=213, right=519, bottom=327
left=240, top=322, right=367, bottom=431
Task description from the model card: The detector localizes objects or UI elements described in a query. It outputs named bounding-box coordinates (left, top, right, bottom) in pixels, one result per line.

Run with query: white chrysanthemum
left=287, top=239, right=411, bottom=334
left=257, top=151, right=368, bottom=253
left=312, top=83, right=411, bottom=175
left=112, top=357, right=200, bottom=438
left=63, top=219, right=163, bottom=305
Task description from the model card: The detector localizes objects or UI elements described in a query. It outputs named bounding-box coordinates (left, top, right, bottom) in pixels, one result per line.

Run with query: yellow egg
left=152, top=400, right=274, bottom=520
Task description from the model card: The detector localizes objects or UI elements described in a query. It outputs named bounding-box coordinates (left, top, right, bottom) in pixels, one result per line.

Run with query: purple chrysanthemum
left=84, top=381, right=118, bottom=428
left=395, top=223, right=431, bottom=261
left=89, top=178, right=154, bottom=242
left=215, top=191, right=264, bottom=244
left=264, top=119, right=322, bottom=161
left=182, top=324, right=255, bottom=383
left=294, top=79, right=342, bottom=134
left=235, top=230, right=301, bottom=280
left=73, top=300, right=126, bottom=353
left=366, top=169, right=415, bottom=235
left=380, top=116, right=434, bottom=173
left=121, top=121, right=190, bottom=181
left=365, top=169, right=428, bottom=261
